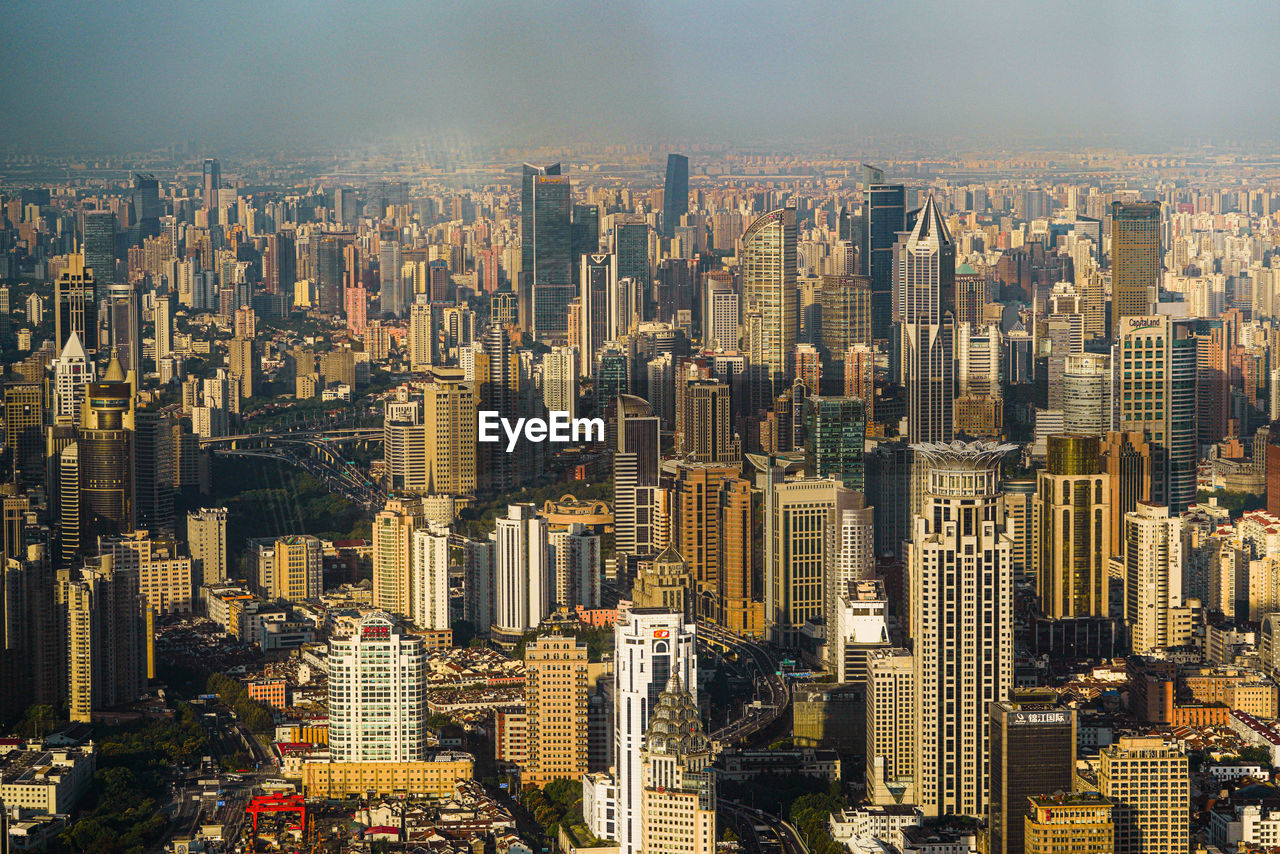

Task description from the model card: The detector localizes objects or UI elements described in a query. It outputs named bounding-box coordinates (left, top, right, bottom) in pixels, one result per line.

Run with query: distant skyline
left=4, top=1, right=1279, bottom=152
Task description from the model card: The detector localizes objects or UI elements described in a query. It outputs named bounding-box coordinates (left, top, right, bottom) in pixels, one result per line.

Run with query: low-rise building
left=829, top=804, right=923, bottom=850
left=300, top=752, right=474, bottom=798
left=1024, top=791, right=1114, bottom=853
left=0, top=742, right=96, bottom=815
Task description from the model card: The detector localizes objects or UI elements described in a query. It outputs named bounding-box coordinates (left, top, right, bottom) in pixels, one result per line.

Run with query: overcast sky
left=3, top=0, right=1277, bottom=152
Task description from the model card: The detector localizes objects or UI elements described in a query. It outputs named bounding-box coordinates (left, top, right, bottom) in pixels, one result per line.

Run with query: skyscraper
left=328, top=612, right=425, bottom=762
left=640, top=677, right=716, bottom=854
left=579, top=253, right=617, bottom=373
left=742, top=206, right=798, bottom=407
left=1123, top=503, right=1183, bottom=654
left=75, top=356, right=135, bottom=547
left=493, top=504, right=551, bottom=642
left=614, top=219, right=651, bottom=302
left=543, top=346, right=578, bottom=419
left=862, top=168, right=907, bottom=342
left=55, top=250, right=98, bottom=355
left=372, top=496, right=423, bottom=618
left=82, top=210, right=117, bottom=297
left=662, top=154, right=689, bottom=239
left=895, top=195, right=955, bottom=444
left=988, top=697, right=1076, bottom=854
left=1033, top=435, right=1111, bottom=619
left=522, top=163, right=573, bottom=341
left=410, top=523, right=450, bottom=631
left=613, top=396, right=661, bottom=558
left=804, top=397, right=867, bottom=491
left=1097, top=736, right=1188, bottom=854
left=767, top=477, right=854, bottom=646
left=64, top=554, right=147, bottom=723
left=131, top=172, right=161, bottom=240
left=50, top=333, right=92, bottom=426
left=908, top=441, right=1015, bottom=818
left=202, top=158, right=221, bottom=212
left=676, top=380, right=738, bottom=464
left=522, top=635, right=589, bottom=787
left=187, top=507, right=228, bottom=586
left=1110, top=202, right=1161, bottom=335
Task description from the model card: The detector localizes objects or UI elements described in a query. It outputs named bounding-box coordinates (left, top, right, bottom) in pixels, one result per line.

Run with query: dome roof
left=614, top=394, right=654, bottom=419
left=644, top=676, right=709, bottom=756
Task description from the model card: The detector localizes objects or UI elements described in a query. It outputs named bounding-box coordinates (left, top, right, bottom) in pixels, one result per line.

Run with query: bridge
left=697, top=619, right=790, bottom=746
left=198, top=426, right=382, bottom=449
left=205, top=429, right=388, bottom=510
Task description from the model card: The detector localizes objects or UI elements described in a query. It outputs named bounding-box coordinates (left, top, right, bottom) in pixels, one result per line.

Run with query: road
left=697, top=620, right=790, bottom=744
left=722, top=801, right=810, bottom=854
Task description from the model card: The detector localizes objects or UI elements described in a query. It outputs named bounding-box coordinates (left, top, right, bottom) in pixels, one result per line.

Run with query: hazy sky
left=3, top=0, right=1278, bottom=152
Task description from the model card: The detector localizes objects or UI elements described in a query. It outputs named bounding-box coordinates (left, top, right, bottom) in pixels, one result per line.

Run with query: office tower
left=677, top=380, right=738, bottom=464
left=408, top=301, right=434, bottom=370
left=134, top=410, right=175, bottom=537
left=865, top=647, right=917, bottom=805
left=264, top=232, right=297, bottom=300
left=410, top=523, right=450, bottom=630
left=76, top=358, right=135, bottom=545
left=662, top=154, right=689, bottom=238
left=709, top=477, right=755, bottom=635
left=104, top=281, right=141, bottom=378
left=82, top=210, right=117, bottom=297
left=1102, top=431, right=1151, bottom=559
left=422, top=374, right=478, bottom=495
left=804, top=397, right=867, bottom=491
left=55, top=251, right=98, bottom=354
left=50, top=333, right=92, bottom=427
left=1116, top=315, right=1196, bottom=511
left=895, top=195, right=955, bottom=444
left=1123, top=503, right=1183, bottom=654
left=378, top=235, right=405, bottom=316
left=228, top=336, right=255, bottom=400
left=480, top=324, right=519, bottom=493
left=187, top=507, right=228, bottom=586
left=614, top=396, right=661, bottom=557
left=704, top=279, right=739, bottom=351
left=252, top=535, right=323, bottom=602
left=373, top=496, right=424, bottom=617
left=1192, top=318, right=1230, bottom=447
left=3, top=540, right=62, bottom=708
left=632, top=545, right=695, bottom=622
left=153, top=294, right=172, bottom=364
left=315, top=237, right=344, bottom=315
left=1024, top=793, right=1114, bottom=854
left=522, top=163, right=573, bottom=341
left=1033, top=436, right=1110, bottom=619
left=1110, top=202, right=1161, bottom=334
left=615, top=218, right=650, bottom=300
left=100, top=531, right=193, bottom=614
left=826, top=492, right=875, bottom=622
left=821, top=274, right=874, bottom=358
left=63, top=554, right=146, bottom=722
left=328, top=612, right=426, bottom=762
left=666, top=462, right=739, bottom=596
left=767, top=477, right=854, bottom=646
left=463, top=538, right=494, bottom=632
left=862, top=169, right=907, bottom=341
left=571, top=203, right=601, bottom=274
left=543, top=346, right=578, bottom=419
left=522, top=635, right=590, bottom=787
left=382, top=400, right=426, bottom=493
left=988, top=698, right=1076, bottom=854
left=1097, top=737, right=1188, bottom=854
left=130, top=172, right=161, bottom=240
left=613, top=609, right=698, bottom=854
left=640, top=677, right=715, bottom=854
left=202, top=158, right=221, bottom=211
left=549, top=523, right=601, bottom=610
left=579, top=253, right=617, bottom=371
left=794, top=343, right=821, bottom=395
left=954, top=263, right=988, bottom=327
left=843, top=344, right=875, bottom=417
left=493, top=505, right=550, bottom=640
left=742, top=207, right=798, bottom=406
left=908, top=441, right=1015, bottom=818
left=1062, top=353, right=1110, bottom=435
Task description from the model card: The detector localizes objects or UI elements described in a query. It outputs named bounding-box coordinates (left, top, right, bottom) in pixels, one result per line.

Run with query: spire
left=103, top=348, right=125, bottom=382
left=58, top=330, right=87, bottom=362
left=908, top=193, right=953, bottom=249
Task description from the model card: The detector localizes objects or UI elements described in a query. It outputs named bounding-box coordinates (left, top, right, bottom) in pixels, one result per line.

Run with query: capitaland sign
left=478, top=410, right=605, bottom=452
left=1125, top=316, right=1162, bottom=331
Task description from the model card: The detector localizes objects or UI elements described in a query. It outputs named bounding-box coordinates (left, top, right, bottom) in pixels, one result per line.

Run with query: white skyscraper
left=825, top=497, right=875, bottom=638
left=908, top=441, right=1015, bottom=818
left=411, top=523, right=450, bottom=631
left=328, top=612, right=426, bottom=763
left=154, top=295, right=173, bottom=363
left=543, top=346, right=579, bottom=419
left=51, top=331, right=92, bottom=426
left=493, top=504, right=551, bottom=640
left=610, top=608, right=698, bottom=854
left=894, top=195, right=955, bottom=444
left=705, top=286, right=740, bottom=351
left=1124, top=502, right=1185, bottom=654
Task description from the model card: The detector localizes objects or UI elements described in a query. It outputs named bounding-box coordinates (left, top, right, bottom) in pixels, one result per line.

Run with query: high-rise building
left=378, top=235, right=405, bottom=316
left=548, top=523, right=600, bottom=611
left=826, top=496, right=875, bottom=632
left=153, top=295, right=173, bottom=364
left=742, top=207, right=798, bottom=406
left=410, top=523, right=450, bottom=631
left=543, top=346, right=578, bottom=419
left=54, top=251, right=98, bottom=355
left=1024, top=793, right=1114, bottom=854
left=821, top=274, right=874, bottom=357
left=50, top=333, right=92, bottom=427
left=316, top=237, right=344, bottom=315
left=1097, top=736, right=1188, bottom=854
left=640, top=676, right=716, bottom=854
left=804, top=397, right=867, bottom=491
left=1102, top=431, right=1152, bottom=560
left=631, top=545, right=695, bottom=622
left=1123, top=503, right=1184, bottom=654
left=480, top=324, right=519, bottom=493
left=662, top=154, right=689, bottom=239
left=187, top=507, right=228, bottom=586
left=767, top=477, right=854, bottom=646
left=522, top=163, right=573, bottom=341
left=703, top=278, right=739, bottom=351
left=1110, top=202, right=1161, bottom=335
left=614, top=219, right=650, bottom=304
left=895, top=195, right=955, bottom=444
left=131, top=172, right=161, bottom=239
left=264, top=232, right=297, bottom=301
left=831, top=576, right=888, bottom=682
left=134, top=410, right=175, bottom=537
left=988, top=697, right=1076, bottom=854
left=908, top=441, right=1015, bottom=818
left=522, top=635, right=589, bottom=787
left=677, top=380, right=738, bottom=464
left=74, top=358, right=136, bottom=547
left=202, top=158, right=221, bottom=212
left=716, top=477, right=761, bottom=637
left=328, top=612, right=425, bottom=762
left=100, top=530, right=193, bottom=614
left=63, top=554, right=147, bottom=722
left=1116, top=315, right=1196, bottom=512
left=493, top=504, right=550, bottom=641
left=253, top=535, right=323, bottom=602
left=422, top=374, right=478, bottom=495
left=611, top=609, right=697, bottom=854
left=104, top=282, right=141, bottom=378
left=579, top=253, right=617, bottom=371
left=82, top=210, right=117, bottom=297
left=1033, top=436, right=1111, bottom=618
left=865, top=647, right=916, bottom=805
left=862, top=170, right=906, bottom=341
left=613, top=396, right=661, bottom=558
left=373, top=496, right=423, bottom=618
left=665, top=462, right=739, bottom=597
left=1062, top=353, right=1111, bottom=435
